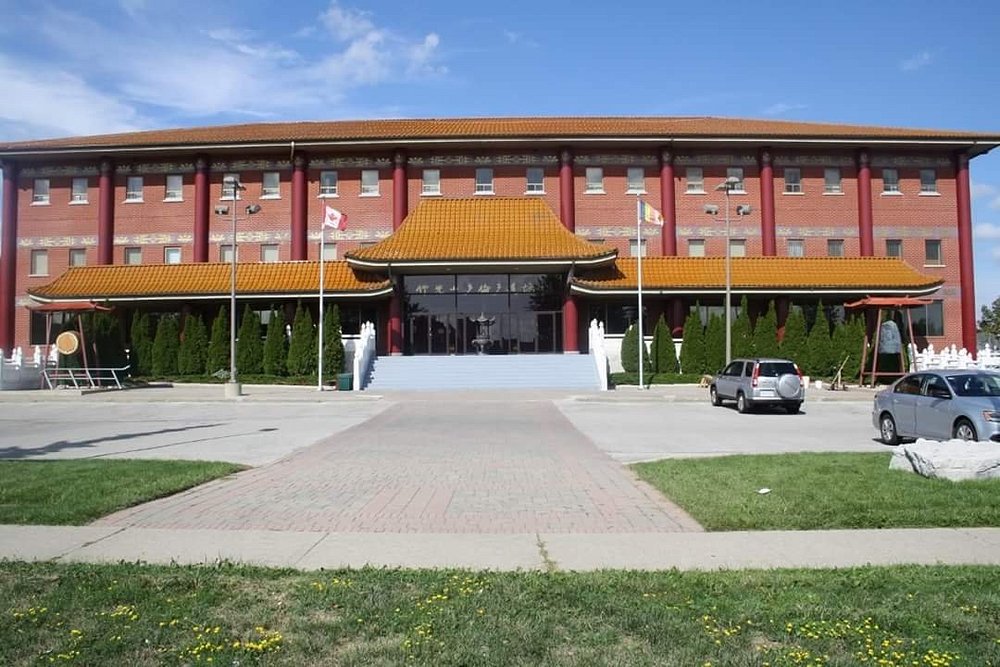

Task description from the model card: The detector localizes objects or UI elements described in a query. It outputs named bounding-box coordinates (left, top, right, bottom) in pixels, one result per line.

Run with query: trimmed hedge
left=611, top=372, right=705, bottom=386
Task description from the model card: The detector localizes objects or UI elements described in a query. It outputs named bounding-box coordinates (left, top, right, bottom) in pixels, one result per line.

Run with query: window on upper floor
left=165, top=174, right=183, bottom=201
left=787, top=239, right=805, bottom=257
left=687, top=238, right=705, bottom=257
left=827, top=239, right=845, bottom=257
left=475, top=168, right=494, bottom=194
left=32, top=179, right=50, bottom=204
left=30, top=250, right=48, bottom=276
left=261, top=243, right=279, bottom=263
left=71, top=177, right=88, bottom=203
left=925, top=239, right=943, bottom=265
left=882, top=168, right=900, bottom=193
left=422, top=169, right=441, bottom=195
left=219, top=244, right=237, bottom=263
left=920, top=169, right=937, bottom=194
left=125, top=176, right=144, bottom=202
left=321, top=242, right=338, bottom=260
left=626, top=167, right=645, bottom=193
left=629, top=238, right=647, bottom=257
left=69, top=248, right=87, bottom=267
left=261, top=171, right=280, bottom=198
left=585, top=167, right=604, bottom=193
left=221, top=173, right=242, bottom=200
left=525, top=167, right=544, bottom=194
left=319, top=170, right=338, bottom=197
left=726, top=167, right=745, bottom=192
left=361, top=169, right=380, bottom=196
left=124, top=247, right=142, bottom=265
left=913, top=300, right=944, bottom=337
left=729, top=238, right=746, bottom=257
left=886, top=239, right=902, bottom=257
left=824, top=167, right=842, bottom=193
left=784, top=168, right=802, bottom=193
left=686, top=167, right=704, bottom=193
left=164, top=247, right=182, bottom=264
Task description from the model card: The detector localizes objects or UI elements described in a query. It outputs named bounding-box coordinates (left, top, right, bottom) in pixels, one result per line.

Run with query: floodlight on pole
left=713, top=175, right=742, bottom=365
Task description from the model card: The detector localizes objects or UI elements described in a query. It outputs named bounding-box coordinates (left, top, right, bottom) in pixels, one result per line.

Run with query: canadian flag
left=323, top=206, right=348, bottom=230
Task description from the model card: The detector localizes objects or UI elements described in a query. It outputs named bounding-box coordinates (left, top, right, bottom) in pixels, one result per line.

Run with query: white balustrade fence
left=908, top=343, right=1000, bottom=371
left=0, top=346, right=58, bottom=390
left=588, top=319, right=609, bottom=391
left=352, top=321, right=377, bottom=391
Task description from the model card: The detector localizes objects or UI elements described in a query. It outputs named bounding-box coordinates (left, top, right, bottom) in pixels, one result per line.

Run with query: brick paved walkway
left=96, top=399, right=700, bottom=533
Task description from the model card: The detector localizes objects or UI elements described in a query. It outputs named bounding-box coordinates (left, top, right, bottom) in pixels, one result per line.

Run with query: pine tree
left=704, top=313, right=726, bottom=374
left=678, top=307, right=706, bottom=375
left=262, top=310, right=287, bottom=376
left=843, top=315, right=867, bottom=382
left=286, top=303, right=316, bottom=376
left=780, top=306, right=808, bottom=369
left=206, top=306, right=230, bottom=376
left=731, top=295, right=753, bottom=359
left=178, top=315, right=208, bottom=375
left=129, top=310, right=153, bottom=376
left=650, top=315, right=677, bottom=374
left=805, top=302, right=834, bottom=377
left=90, top=311, right=126, bottom=371
left=236, top=305, right=263, bottom=375
left=151, top=314, right=180, bottom=376
left=322, top=304, right=347, bottom=378
left=752, top=301, right=779, bottom=359
left=620, top=322, right=651, bottom=375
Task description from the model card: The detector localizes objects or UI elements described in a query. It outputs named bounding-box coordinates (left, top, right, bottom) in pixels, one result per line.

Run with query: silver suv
left=710, top=358, right=805, bottom=414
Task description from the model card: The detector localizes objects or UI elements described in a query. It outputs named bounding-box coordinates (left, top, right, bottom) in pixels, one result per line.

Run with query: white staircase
left=365, top=354, right=600, bottom=391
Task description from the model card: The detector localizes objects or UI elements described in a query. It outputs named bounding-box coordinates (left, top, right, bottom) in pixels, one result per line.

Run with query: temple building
left=1, top=117, right=996, bottom=367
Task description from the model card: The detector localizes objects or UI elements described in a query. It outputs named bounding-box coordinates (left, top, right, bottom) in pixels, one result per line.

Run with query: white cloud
left=321, top=2, right=375, bottom=42
left=762, top=102, right=807, bottom=116
left=407, top=33, right=446, bottom=77
left=901, top=51, right=933, bottom=72
left=972, top=182, right=997, bottom=199
left=975, top=223, right=1000, bottom=240
left=992, top=245, right=1000, bottom=261
left=119, top=0, right=146, bottom=18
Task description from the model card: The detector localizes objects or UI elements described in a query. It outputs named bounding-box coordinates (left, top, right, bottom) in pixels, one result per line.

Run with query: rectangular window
left=882, top=168, right=900, bottom=193
left=925, top=239, right=942, bottom=265
left=629, top=238, right=647, bottom=257
left=729, top=238, right=746, bottom=257
left=221, top=173, right=242, bottom=200
left=784, top=168, right=802, bottom=193
left=164, top=246, right=182, bottom=264
left=30, top=250, right=48, bottom=276
left=687, top=238, right=705, bottom=257
left=321, top=242, right=338, bottom=260
left=525, top=167, right=544, bottom=194
left=913, top=300, right=945, bottom=337
left=319, top=170, right=338, bottom=197
left=886, top=239, right=902, bottom=257
left=261, top=171, right=280, bottom=198
left=475, top=168, right=493, bottom=194
left=824, top=167, right=842, bottom=193
left=32, top=179, right=50, bottom=204
left=125, top=176, right=143, bottom=201
left=585, top=167, right=604, bottom=193
left=124, top=247, right=142, bottom=265
left=920, top=169, right=937, bottom=194
left=626, top=167, right=645, bottom=193
left=68, top=248, right=87, bottom=267
left=686, top=167, right=704, bottom=193
left=787, top=239, right=805, bottom=257
left=164, top=174, right=183, bottom=201
left=827, top=239, right=845, bottom=257
left=71, top=177, right=88, bottom=203
left=421, top=169, right=441, bottom=195
left=260, top=243, right=279, bottom=263
left=361, top=169, right=380, bottom=196
left=219, top=244, right=236, bottom=263
left=726, top=167, right=745, bottom=192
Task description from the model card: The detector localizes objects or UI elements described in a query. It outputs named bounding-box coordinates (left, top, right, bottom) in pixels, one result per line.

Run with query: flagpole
left=636, top=196, right=644, bottom=390
left=317, top=230, right=325, bottom=391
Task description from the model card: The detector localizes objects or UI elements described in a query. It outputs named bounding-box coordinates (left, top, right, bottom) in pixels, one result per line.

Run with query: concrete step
left=366, top=354, right=599, bottom=391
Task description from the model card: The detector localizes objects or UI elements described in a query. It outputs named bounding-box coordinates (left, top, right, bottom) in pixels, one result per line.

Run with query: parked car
left=710, top=358, right=805, bottom=414
left=872, top=370, right=1000, bottom=444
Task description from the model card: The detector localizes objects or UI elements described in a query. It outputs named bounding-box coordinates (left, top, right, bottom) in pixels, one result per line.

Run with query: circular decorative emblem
left=55, top=331, right=80, bottom=356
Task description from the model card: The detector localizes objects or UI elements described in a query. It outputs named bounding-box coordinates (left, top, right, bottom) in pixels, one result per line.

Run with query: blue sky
left=1, top=0, right=999, bottom=312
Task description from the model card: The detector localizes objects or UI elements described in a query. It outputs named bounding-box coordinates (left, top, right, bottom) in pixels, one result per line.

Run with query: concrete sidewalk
left=3, top=524, right=999, bottom=571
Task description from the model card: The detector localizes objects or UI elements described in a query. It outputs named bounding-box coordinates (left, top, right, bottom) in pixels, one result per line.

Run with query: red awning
left=844, top=296, right=933, bottom=309
left=27, top=301, right=114, bottom=313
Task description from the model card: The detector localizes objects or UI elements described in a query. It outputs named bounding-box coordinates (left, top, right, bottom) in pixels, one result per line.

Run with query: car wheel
left=953, top=419, right=979, bottom=442
left=785, top=402, right=801, bottom=415
left=879, top=412, right=899, bottom=445
left=736, top=392, right=750, bottom=414
left=710, top=385, right=722, bottom=406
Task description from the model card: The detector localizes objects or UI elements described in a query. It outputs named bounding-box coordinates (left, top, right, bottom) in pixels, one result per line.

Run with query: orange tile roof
left=346, top=198, right=616, bottom=266
left=571, top=257, right=943, bottom=294
left=2, top=116, right=997, bottom=152
left=29, top=261, right=391, bottom=301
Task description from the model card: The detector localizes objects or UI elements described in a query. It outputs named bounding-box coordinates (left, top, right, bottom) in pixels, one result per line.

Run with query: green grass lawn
left=0, top=460, right=245, bottom=525
left=633, top=452, right=1000, bottom=531
left=2, top=562, right=997, bottom=666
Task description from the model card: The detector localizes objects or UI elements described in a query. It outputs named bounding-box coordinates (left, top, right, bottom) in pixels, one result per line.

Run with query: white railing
left=909, top=343, right=1000, bottom=371
left=588, top=319, right=609, bottom=391
left=352, top=321, right=377, bottom=391
left=0, top=346, right=58, bottom=390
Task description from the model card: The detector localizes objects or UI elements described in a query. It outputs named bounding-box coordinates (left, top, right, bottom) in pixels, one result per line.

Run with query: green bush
left=236, top=305, right=263, bottom=375
left=621, top=322, right=652, bottom=375
left=731, top=295, right=753, bottom=359
left=151, top=314, right=180, bottom=376
left=206, top=306, right=230, bottom=376
left=611, top=372, right=705, bottom=386
left=177, top=314, right=208, bottom=375
left=804, top=302, right=834, bottom=378
left=678, top=307, right=706, bottom=375
left=752, top=301, right=779, bottom=359
left=704, top=313, right=725, bottom=374
left=322, top=304, right=346, bottom=377
left=262, top=310, right=287, bottom=377
left=650, top=315, right=677, bottom=374
left=129, top=311, right=153, bottom=376
left=780, top=306, right=808, bottom=366
left=286, top=303, right=316, bottom=377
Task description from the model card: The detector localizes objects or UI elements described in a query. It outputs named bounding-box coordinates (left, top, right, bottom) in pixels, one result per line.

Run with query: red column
left=291, top=153, right=308, bottom=261
left=97, top=159, right=115, bottom=265
left=775, top=297, right=790, bottom=342
left=660, top=148, right=677, bottom=256
left=759, top=148, right=776, bottom=256
left=393, top=150, right=408, bottom=230
left=0, top=162, right=18, bottom=352
left=956, top=152, right=977, bottom=355
left=563, top=293, right=579, bottom=353
left=559, top=148, right=575, bottom=232
left=388, top=286, right=403, bottom=355
left=857, top=150, right=874, bottom=256
left=670, top=299, right=686, bottom=337
left=194, top=156, right=209, bottom=262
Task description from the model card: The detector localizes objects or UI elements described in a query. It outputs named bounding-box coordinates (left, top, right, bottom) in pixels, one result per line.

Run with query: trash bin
left=337, top=373, right=353, bottom=391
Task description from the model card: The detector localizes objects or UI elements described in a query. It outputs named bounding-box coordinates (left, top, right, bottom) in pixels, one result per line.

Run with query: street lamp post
left=713, top=176, right=743, bottom=365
